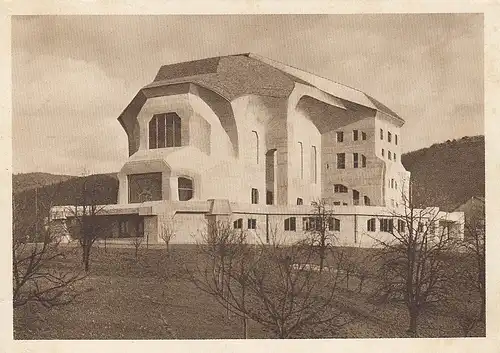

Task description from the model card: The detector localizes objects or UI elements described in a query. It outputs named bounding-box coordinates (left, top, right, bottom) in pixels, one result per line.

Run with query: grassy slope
left=13, top=246, right=483, bottom=339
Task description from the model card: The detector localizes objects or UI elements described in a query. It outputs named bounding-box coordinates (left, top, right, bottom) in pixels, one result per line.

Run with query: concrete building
left=51, top=53, right=464, bottom=247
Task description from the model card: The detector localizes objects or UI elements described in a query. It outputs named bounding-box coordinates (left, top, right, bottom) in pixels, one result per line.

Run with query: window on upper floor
left=380, top=128, right=384, bottom=140
left=353, top=130, right=359, bottom=141
left=382, top=149, right=385, bottom=157
left=353, top=153, right=359, bottom=168
left=247, top=218, right=257, bottom=230
left=362, top=154, right=367, bottom=168
left=391, top=178, right=394, bottom=189
left=394, top=153, right=397, bottom=162
left=284, top=217, right=296, bottom=231
left=367, top=218, right=376, bottom=232
left=333, top=201, right=341, bottom=205
left=297, top=198, right=303, bottom=205
left=353, top=189, right=360, bottom=206
left=362, top=132, right=367, bottom=140
left=252, top=131, right=259, bottom=164
left=251, top=188, right=259, bottom=204
left=178, top=177, right=193, bottom=201
left=128, top=173, right=162, bottom=203
left=364, top=196, right=371, bottom=206
left=233, top=218, right=243, bottom=229
left=388, top=151, right=392, bottom=160
left=337, top=153, right=345, bottom=169
left=395, top=134, right=398, bottom=145
left=149, top=113, right=181, bottom=149
left=334, top=184, right=348, bottom=193
left=388, top=131, right=392, bottom=143
left=336, top=131, right=344, bottom=142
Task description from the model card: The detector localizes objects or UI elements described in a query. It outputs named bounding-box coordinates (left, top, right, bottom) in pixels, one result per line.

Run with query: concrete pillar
left=117, top=172, right=128, bottom=204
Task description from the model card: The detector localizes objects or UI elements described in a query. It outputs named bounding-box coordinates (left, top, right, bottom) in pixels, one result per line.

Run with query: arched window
left=298, top=142, right=303, bottom=179
left=251, top=188, right=259, bottom=204
left=334, top=184, right=348, bottom=193
left=149, top=113, right=181, bottom=149
left=252, top=131, right=259, bottom=164
left=178, top=177, right=193, bottom=201
left=311, top=146, right=317, bottom=183
left=353, top=189, right=360, bottom=205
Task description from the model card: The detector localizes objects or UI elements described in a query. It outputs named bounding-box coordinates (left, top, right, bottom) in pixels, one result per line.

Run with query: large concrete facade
left=51, top=53, right=462, bottom=247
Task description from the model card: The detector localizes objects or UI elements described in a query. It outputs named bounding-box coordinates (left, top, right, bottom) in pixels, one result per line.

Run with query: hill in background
left=13, top=172, right=76, bottom=194
left=401, top=135, right=484, bottom=211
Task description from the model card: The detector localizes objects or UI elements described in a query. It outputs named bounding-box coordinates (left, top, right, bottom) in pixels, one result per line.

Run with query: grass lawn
left=13, top=244, right=485, bottom=339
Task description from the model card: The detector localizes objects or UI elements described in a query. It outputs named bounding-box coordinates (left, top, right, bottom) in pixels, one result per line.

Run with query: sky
left=12, top=14, right=484, bottom=176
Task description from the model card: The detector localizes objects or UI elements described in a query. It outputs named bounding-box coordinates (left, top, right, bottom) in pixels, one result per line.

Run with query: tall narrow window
left=397, top=219, right=406, bottom=233
left=149, top=113, right=182, bottom=149
left=395, top=134, right=398, bottom=145
left=353, top=189, right=360, bottom=205
left=394, top=153, right=397, bottom=162
left=364, top=196, right=371, bottom=206
left=353, top=153, right=359, bottom=168
left=380, top=218, right=394, bottom=232
left=311, top=146, right=317, bottom=183
left=247, top=218, right=257, bottom=230
left=233, top=218, right=243, bottom=229
left=337, top=153, right=345, bottom=169
left=367, top=218, right=376, bottom=232
left=362, top=154, right=367, bottom=168
left=353, top=130, right=359, bottom=141
left=382, top=149, right=385, bottom=157
left=388, top=151, right=392, bottom=160
left=380, top=128, right=384, bottom=140
left=252, top=131, right=259, bottom=164
left=391, top=179, right=394, bottom=189
left=328, top=218, right=341, bottom=231
left=388, top=131, right=392, bottom=143
left=251, top=188, right=259, bottom=204
left=362, top=132, right=367, bottom=140
left=336, top=131, right=344, bottom=142
left=178, top=177, right=193, bottom=201
left=298, top=142, right=303, bottom=179
left=296, top=198, right=303, bottom=205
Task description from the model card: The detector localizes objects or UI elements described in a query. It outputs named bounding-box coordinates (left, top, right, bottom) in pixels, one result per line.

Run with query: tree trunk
left=407, top=309, right=419, bottom=337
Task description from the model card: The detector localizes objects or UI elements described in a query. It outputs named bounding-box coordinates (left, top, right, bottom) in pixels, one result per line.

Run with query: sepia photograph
left=10, top=13, right=486, bottom=341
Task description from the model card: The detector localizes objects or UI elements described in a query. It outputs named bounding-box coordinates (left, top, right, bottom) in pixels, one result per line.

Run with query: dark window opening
left=336, top=131, right=344, bottom=142
left=233, top=218, right=243, bottom=229
left=379, top=218, right=394, bottom=233
left=337, top=153, right=345, bottom=169
left=149, top=113, right=181, bottom=149
left=388, top=151, right=392, bottom=160
left=382, top=149, right=385, bottom=157
left=353, top=130, right=359, bottom=141
left=247, top=218, right=256, bottom=230
left=178, top=177, right=193, bottom=201
left=297, top=198, right=303, bottom=205
left=397, top=219, right=406, bottom=233
left=251, top=188, right=259, bottom=204
left=266, top=191, right=273, bottom=205
left=362, top=155, right=367, bottom=168
left=388, top=131, right=392, bottom=143
left=362, top=131, right=367, bottom=140
left=334, top=184, right=348, bottom=193
left=329, top=217, right=341, bottom=232
left=367, top=218, right=376, bottom=232
left=364, top=196, right=371, bottom=206
left=119, top=220, right=129, bottom=237
left=380, top=128, right=384, bottom=140
left=353, top=153, right=359, bottom=168
left=395, top=134, right=398, bottom=145
left=284, top=217, right=296, bottom=231
left=353, top=189, right=360, bottom=206
left=333, top=201, right=341, bottom=205
left=128, top=173, right=162, bottom=203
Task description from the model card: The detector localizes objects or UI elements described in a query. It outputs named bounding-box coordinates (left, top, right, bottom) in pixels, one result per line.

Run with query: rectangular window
left=353, top=130, right=359, bottom=141
left=353, top=153, right=359, bottom=168
left=119, top=220, right=129, bottom=237
left=382, top=149, right=385, bottom=157
left=364, top=196, right=371, bottom=206
left=394, top=153, right=397, bottom=162
left=362, top=132, right=367, bottom=140
left=328, top=218, right=340, bottom=232
left=388, top=131, right=392, bottom=143
left=337, top=153, right=345, bottom=169
left=362, top=155, right=366, bottom=168
left=266, top=191, right=273, bottom=205
left=379, top=218, right=394, bottom=232
left=247, top=218, right=257, bottom=230
left=395, top=134, right=398, bottom=145
left=333, top=201, right=341, bottom=205
left=251, top=188, right=259, bottom=204
left=336, top=131, right=344, bottom=142
left=158, top=115, right=166, bottom=148
left=353, top=189, right=360, bottom=206
left=380, top=128, right=384, bottom=140
left=128, top=173, right=163, bottom=203
left=397, top=219, right=405, bottom=233
left=388, top=151, right=392, bottom=160
left=284, top=217, right=296, bottom=231
left=391, top=179, right=394, bottom=189
left=311, top=146, right=317, bottom=184
left=233, top=218, right=243, bottom=229
left=296, top=198, right=303, bottom=205
left=343, top=202, right=348, bottom=206
left=367, top=218, right=376, bottom=232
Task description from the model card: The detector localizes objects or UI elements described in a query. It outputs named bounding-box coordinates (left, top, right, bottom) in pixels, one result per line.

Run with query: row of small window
left=233, top=218, right=257, bottom=230
left=336, top=130, right=367, bottom=143
left=333, top=185, right=371, bottom=205
left=380, top=129, right=398, bottom=145
left=367, top=218, right=406, bottom=232
left=381, top=149, right=397, bottom=162
left=336, top=153, right=367, bottom=169
left=284, top=217, right=341, bottom=232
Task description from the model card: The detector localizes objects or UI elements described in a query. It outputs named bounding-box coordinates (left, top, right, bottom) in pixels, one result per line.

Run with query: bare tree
left=66, top=175, right=110, bottom=272
left=159, top=216, right=176, bottom=254
left=370, top=182, right=462, bottom=337
left=188, top=220, right=349, bottom=338
left=131, top=235, right=144, bottom=260
left=12, top=182, right=84, bottom=308
left=303, top=200, right=339, bottom=272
